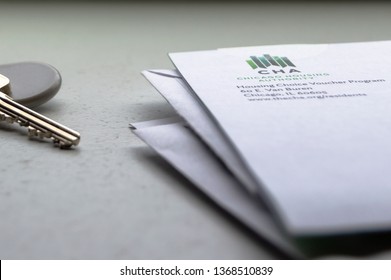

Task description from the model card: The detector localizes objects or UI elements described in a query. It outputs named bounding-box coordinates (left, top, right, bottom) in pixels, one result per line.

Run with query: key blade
left=0, top=92, right=80, bottom=147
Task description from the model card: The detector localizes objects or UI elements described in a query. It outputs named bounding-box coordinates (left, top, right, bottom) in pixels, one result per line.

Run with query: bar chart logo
left=246, top=54, right=296, bottom=70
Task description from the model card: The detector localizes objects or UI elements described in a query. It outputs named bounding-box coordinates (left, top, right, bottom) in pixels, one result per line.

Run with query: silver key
left=0, top=74, right=80, bottom=148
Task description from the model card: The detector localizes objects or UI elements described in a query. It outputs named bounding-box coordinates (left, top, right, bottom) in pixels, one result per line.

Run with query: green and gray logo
left=246, top=54, right=296, bottom=69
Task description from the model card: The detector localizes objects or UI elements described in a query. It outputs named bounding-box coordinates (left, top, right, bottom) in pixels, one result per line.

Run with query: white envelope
left=131, top=118, right=302, bottom=258
left=168, top=42, right=391, bottom=235
left=134, top=68, right=391, bottom=258
left=142, top=70, right=261, bottom=197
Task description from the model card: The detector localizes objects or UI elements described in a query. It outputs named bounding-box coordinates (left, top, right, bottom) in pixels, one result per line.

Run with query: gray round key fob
left=0, top=62, right=61, bottom=108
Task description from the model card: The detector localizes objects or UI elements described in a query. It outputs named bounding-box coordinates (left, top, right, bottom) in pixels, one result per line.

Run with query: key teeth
left=1, top=94, right=80, bottom=149
left=7, top=123, right=75, bottom=149
left=60, top=143, right=72, bottom=149
left=6, top=115, right=15, bottom=123
left=51, top=138, right=72, bottom=149
left=28, top=127, right=51, bottom=141
left=17, top=119, right=29, bottom=127
left=37, top=130, right=44, bottom=139
left=33, top=129, right=51, bottom=139
left=28, top=126, right=38, bottom=137
left=51, top=137, right=61, bottom=147
left=59, top=139, right=72, bottom=149
left=3, top=116, right=74, bottom=149
left=0, top=112, right=16, bottom=123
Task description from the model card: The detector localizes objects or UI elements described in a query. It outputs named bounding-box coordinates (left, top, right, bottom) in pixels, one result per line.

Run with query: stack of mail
left=131, top=41, right=391, bottom=258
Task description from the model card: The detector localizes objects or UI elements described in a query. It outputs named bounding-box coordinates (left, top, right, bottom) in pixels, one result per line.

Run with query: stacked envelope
left=131, top=41, right=391, bottom=258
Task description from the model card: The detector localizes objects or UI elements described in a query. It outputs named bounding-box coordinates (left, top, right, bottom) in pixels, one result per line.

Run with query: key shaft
left=0, top=91, right=80, bottom=147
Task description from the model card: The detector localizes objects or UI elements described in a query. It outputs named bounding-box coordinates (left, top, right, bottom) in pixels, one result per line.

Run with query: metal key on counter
left=0, top=62, right=80, bottom=148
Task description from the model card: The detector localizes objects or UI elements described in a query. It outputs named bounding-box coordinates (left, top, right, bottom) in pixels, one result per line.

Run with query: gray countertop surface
left=1, top=2, right=391, bottom=259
